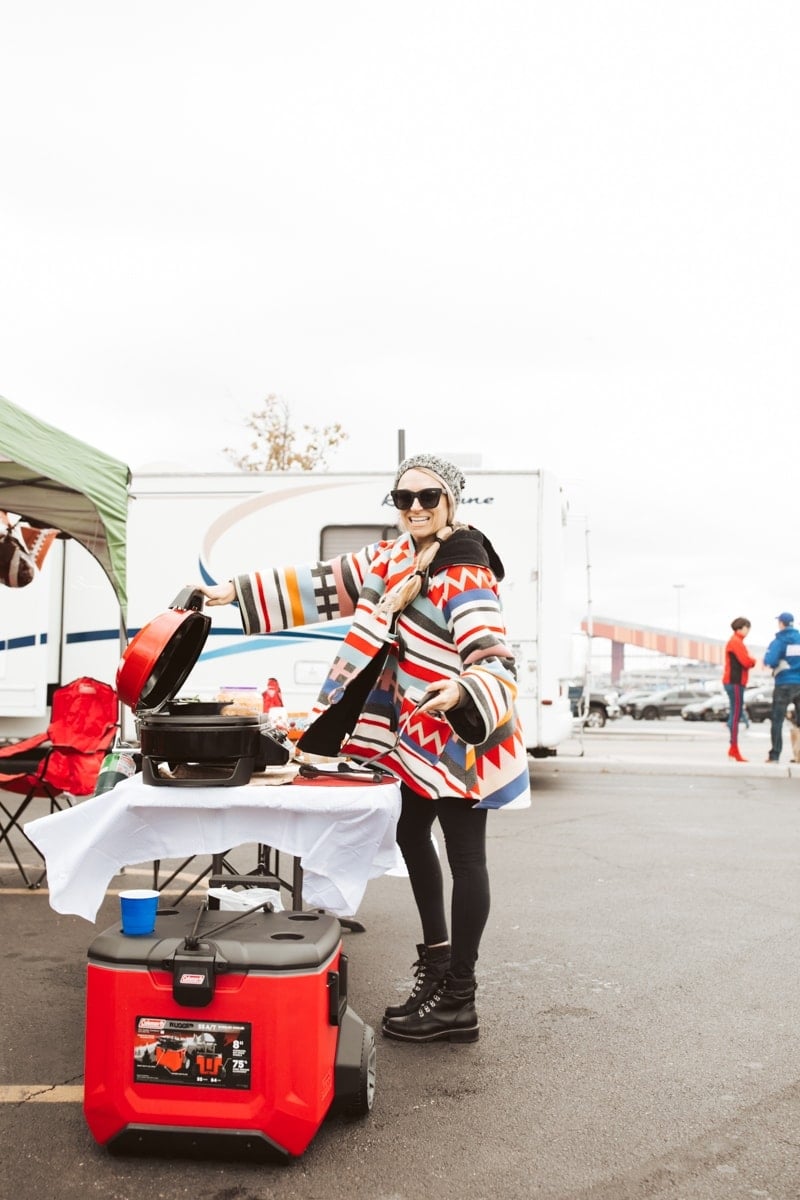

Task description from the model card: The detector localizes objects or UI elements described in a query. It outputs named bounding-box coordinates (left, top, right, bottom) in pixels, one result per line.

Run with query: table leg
left=291, top=856, right=303, bottom=911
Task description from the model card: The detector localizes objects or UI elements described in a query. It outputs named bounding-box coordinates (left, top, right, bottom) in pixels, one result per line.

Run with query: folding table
left=25, top=771, right=403, bottom=924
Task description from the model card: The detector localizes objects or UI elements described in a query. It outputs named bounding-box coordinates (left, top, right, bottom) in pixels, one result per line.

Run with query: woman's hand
left=196, top=581, right=236, bottom=607
left=416, top=679, right=463, bottom=717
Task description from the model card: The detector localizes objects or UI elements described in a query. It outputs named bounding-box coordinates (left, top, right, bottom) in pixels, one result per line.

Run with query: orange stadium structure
left=580, top=616, right=767, bottom=683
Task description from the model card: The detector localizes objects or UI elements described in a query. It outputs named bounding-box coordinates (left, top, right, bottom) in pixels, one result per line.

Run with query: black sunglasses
left=390, top=487, right=445, bottom=511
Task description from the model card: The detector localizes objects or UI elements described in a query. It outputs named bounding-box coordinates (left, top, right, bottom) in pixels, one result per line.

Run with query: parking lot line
left=0, top=1085, right=83, bottom=1103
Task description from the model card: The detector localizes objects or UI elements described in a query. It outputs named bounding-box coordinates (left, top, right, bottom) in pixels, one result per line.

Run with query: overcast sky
left=2, top=2, right=798, bottom=653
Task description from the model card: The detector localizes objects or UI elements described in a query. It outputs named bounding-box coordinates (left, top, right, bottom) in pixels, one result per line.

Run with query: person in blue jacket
left=763, top=611, right=800, bottom=762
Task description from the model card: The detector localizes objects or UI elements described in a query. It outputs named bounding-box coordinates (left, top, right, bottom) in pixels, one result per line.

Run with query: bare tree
left=224, top=395, right=348, bottom=472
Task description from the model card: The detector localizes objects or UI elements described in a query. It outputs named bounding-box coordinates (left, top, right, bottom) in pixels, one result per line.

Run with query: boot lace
left=418, top=986, right=445, bottom=1016
left=408, top=957, right=430, bottom=999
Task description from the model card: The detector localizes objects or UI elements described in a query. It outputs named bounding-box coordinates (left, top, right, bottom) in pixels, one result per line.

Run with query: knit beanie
left=393, top=454, right=466, bottom=507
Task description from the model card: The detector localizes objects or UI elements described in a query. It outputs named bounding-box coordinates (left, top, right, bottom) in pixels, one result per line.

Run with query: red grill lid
left=117, top=587, right=211, bottom=713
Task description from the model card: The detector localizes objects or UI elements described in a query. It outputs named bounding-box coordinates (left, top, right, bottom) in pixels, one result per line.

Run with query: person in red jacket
left=723, top=617, right=756, bottom=761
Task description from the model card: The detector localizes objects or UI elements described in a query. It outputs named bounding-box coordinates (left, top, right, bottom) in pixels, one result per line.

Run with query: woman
left=198, top=453, right=531, bottom=1044
left=723, top=616, right=756, bottom=761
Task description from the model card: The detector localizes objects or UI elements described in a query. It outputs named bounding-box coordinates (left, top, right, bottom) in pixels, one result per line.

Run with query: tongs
left=297, top=759, right=397, bottom=784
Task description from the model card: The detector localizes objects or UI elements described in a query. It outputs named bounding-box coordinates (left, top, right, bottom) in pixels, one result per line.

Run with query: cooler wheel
left=345, top=1024, right=376, bottom=1117
left=330, top=1008, right=376, bottom=1119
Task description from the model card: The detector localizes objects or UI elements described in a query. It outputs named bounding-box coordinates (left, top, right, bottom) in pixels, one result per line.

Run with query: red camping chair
left=0, top=676, right=119, bottom=887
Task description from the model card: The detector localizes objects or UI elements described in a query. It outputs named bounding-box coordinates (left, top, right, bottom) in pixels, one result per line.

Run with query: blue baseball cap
left=776, top=611, right=794, bottom=624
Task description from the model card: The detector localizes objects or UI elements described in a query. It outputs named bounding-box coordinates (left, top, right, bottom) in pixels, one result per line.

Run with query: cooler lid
left=116, top=587, right=211, bottom=713
left=88, top=908, right=342, bottom=972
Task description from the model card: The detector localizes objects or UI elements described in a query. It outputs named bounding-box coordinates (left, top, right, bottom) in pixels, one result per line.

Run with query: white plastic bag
left=207, top=885, right=284, bottom=912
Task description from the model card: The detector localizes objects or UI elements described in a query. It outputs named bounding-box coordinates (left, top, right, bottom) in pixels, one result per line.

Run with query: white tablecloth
left=24, top=773, right=402, bottom=924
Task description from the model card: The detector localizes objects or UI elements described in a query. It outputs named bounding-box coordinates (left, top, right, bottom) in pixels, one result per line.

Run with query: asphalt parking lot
left=543, top=712, right=796, bottom=777
left=1, top=720, right=799, bottom=1200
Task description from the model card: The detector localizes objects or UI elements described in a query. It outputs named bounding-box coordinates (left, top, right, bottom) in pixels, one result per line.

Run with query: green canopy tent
left=0, top=395, right=130, bottom=621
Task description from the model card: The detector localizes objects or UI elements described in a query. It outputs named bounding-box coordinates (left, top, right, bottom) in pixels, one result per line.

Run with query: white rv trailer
left=0, top=536, right=122, bottom=738
left=0, top=469, right=575, bottom=756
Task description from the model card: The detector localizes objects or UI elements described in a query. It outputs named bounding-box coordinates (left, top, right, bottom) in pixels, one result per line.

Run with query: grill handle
left=169, top=586, right=206, bottom=613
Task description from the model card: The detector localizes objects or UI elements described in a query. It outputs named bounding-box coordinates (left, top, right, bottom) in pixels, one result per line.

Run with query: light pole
left=673, top=584, right=685, bottom=675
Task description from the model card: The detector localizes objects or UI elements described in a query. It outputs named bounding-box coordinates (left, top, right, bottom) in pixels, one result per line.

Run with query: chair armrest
left=0, top=750, right=50, bottom=773
left=0, top=732, right=49, bottom=760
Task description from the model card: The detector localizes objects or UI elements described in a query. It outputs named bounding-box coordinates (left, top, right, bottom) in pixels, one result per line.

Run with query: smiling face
left=394, top=467, right=453, bottom=546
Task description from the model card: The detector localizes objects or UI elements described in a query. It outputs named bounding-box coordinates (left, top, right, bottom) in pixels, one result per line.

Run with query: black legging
left=395, top=782, right=490, bottom=982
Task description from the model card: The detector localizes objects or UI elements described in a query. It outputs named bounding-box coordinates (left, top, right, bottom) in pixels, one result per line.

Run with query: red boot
left=728, top=744, right=747, bottom=762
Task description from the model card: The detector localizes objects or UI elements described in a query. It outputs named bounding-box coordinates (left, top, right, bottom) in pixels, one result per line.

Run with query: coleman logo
left=179, top=973, right=206, bottom=985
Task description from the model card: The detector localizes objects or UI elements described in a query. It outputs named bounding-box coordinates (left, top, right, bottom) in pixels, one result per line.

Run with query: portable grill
left=116, top=588, right=291, bottom=786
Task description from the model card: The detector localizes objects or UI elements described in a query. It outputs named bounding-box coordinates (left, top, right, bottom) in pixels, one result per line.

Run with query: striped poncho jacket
left=232, top=527, right=531, bottom=810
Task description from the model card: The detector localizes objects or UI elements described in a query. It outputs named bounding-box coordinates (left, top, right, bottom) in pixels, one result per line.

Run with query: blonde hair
left=377, top=521, right=466, bottom=617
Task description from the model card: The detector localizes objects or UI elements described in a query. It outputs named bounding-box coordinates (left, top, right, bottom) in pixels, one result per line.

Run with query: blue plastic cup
left=119, top=889, right=160, bottom=936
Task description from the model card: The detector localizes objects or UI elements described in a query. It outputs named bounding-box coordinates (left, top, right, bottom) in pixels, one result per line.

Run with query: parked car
left=681, top=685, right=781, bottom=725
left=744, top=684, right=774, bottom=723
left=631, top=686, right=714, bottom=720
left=568, top=685, right=621, bottom=728
left=681, top=693, right=730, bottom=722
left=617, top=688, right=663, bottom=716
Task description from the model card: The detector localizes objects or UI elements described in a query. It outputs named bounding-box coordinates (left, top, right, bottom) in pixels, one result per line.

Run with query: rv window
left=320, top=525, right=399, bottom=558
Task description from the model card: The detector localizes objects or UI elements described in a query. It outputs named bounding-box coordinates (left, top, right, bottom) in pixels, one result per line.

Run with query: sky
left=1, top=1, right=798, bottom=658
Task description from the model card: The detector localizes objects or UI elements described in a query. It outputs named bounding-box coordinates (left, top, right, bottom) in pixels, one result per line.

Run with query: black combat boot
left=383, top=943, right=451, bottom=1020
left=381, top=974, right=478, bottom=1043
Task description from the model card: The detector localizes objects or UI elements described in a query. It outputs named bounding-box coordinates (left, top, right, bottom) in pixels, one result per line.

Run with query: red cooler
left=84, top=906, right=376, bottom=1162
